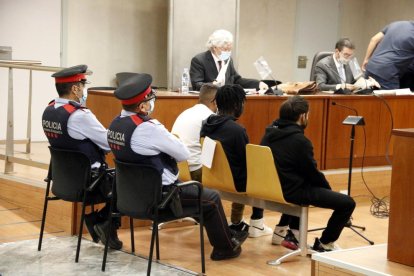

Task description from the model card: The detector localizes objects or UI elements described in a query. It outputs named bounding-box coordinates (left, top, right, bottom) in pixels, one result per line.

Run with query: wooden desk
left=388, top=128, right=414, bottom=266
left=87, top=90, right=414, bottom=170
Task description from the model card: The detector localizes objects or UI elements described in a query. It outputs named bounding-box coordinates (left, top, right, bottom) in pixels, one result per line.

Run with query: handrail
left=0, top=60, right=64, bottom=173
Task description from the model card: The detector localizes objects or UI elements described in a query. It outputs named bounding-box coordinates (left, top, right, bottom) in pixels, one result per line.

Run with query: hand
left=259, top=81, right=269, bottom=91
left=362, top=60, right=369, bottom=71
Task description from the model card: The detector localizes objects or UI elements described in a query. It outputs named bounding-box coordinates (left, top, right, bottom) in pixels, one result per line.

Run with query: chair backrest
left=246, top=144, right=288, bottom=204
left=114, top=160, right=162, bottom=219
left=177, top=160, right=192, bottom=182
left=49, top=146, right=91, bottom=202
left=309, top=51, right=334, bottom=81
left=116, top=72, right=138, bottom=86
left=201, top=138, right=238, bottom=193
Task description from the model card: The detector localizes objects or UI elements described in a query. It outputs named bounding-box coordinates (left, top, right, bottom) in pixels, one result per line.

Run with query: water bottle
left=181, top=68, right=190, bottom=93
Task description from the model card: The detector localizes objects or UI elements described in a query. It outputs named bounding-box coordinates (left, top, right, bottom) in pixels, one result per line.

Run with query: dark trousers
left=231, top=203, right=264, bottom=223
left=279, top=187, right=355, bottom=244
left=180, top=185, right=235, bottom=251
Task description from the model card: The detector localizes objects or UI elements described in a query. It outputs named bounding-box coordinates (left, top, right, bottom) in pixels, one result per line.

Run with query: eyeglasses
left=143, top=90, right=157, bottom=102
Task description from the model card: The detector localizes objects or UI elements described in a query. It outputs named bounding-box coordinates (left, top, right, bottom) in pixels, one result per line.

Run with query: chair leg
left=155, top=225, right=160, bottom=260
left=38, top=178, right=51, bottom=251
left=75, top=200, right=87, bottom=263
left=101, top=214, right=113, bottom=271
left=148, top=221, right=158, bottom=276
left=199, top=217, right=205, bottom=274
left=130, top=217, right=135, bottom=253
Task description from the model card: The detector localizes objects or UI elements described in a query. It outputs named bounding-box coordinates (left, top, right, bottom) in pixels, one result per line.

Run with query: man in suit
left=314, top=38, right=357, bottom=93
left=190, top=29, right=268, bottom=91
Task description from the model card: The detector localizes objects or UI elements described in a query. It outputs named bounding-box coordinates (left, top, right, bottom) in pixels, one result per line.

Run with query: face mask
left=338, top=53, right=350, bottom=65
left=79, top=87, right=88, bottom=106
left=219, top=51, right=231, bottom=61
left=147, top=98, right=155, bottom=115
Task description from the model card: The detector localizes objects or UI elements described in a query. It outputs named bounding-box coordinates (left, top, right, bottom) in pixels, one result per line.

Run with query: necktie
left=338, top=65, right=345, bottom=82
left=218, top=60, right=222, bottom=72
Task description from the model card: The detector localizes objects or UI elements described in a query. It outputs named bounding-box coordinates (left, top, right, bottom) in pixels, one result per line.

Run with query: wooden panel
left=388, top=131, right=414, bottom=266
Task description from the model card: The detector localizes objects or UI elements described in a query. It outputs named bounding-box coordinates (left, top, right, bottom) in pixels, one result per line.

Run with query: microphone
left=332, top=101, right=358, bottom=116
left=324, top=64, right=352, bottom=95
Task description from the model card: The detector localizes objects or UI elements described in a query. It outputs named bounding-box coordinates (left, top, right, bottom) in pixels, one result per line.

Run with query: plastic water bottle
left=181, top=68, right=190, bottom=93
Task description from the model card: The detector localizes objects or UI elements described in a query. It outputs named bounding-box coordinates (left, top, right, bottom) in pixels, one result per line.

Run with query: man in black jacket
left=260, top=95, right=355, bottom=252
left=201, top=84, right=272, bottom=239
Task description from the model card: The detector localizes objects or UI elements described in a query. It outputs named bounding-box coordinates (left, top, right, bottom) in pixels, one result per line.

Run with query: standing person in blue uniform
left=190, top=29, right=268, bottom=91
left=200, top=84, right=273, bottom=239
left=260, top=95, right=356, bottom=252
left=107, top=73, right=248, bottom=260
left=362, top=21, right=414, bottom=90
left=41, top=64, right=122, bottom=250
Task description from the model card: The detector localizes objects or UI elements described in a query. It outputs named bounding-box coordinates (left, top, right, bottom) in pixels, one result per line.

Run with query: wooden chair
left=246, top=144, right=311, bottom=265
left=201, top=138, right=240, bottom=194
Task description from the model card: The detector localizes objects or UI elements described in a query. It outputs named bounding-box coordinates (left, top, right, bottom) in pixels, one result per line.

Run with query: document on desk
left=201, top=136, right=216, bottom=169
left=374, top=88, right=413, bottom=96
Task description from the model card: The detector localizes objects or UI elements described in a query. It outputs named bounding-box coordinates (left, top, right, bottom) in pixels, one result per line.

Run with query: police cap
left=52, top=64, right=92, bottom=83
left=114, top=73, right=153, bottom=105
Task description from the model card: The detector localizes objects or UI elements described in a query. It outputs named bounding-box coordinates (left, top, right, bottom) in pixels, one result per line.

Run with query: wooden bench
left=202, top=139, right=311, bottom=265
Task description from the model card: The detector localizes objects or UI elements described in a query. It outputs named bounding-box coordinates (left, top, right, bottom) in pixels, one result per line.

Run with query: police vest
left=108, top=114, right=178, bottom=175
left=42, top=100, right=105, bottom=165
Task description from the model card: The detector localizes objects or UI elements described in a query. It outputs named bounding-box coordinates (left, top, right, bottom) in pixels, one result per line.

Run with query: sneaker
left=230, top=229, right=249, bottom=250
left=229, top=221, right=249, bottom=233
left=312, top=238, right=341, bottom=252
left=210, top=246, right=242, bottom=261
left=272, top=225, right=289, bottom=245
left=281, top=229, right=299, bottom=250
left=248, top=218, right=273, bottom=238
left=94, top=221, right=123, bottom=250
left=84, top=212, right=100, bottom=243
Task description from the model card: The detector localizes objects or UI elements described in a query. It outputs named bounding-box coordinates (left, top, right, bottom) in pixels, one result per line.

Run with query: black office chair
left=38, top=147, right=111, bottom=262
left=101, top=160, right=205, bottom=276
left=116, top=72, right=139, bottom=86
left=309, top=51, right=334, bottom=81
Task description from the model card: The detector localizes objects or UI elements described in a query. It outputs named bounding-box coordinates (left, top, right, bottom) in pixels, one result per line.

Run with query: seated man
left=315, top=38, right=357, bottom=93
left=260, top=95, right=356, bottom=252
left=41, top=64, right=122, bottom=249
left=171, top=83, right=218, bottom=182
left=107, top=73, right=248, bottom=260
left=190, top=29, right=268, bottom=91
left=200, top=84, right=272, bottom=238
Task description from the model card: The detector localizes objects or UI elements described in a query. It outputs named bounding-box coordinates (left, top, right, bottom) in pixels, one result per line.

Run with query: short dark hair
left=215, top=84, right=246, bottom=117
left=335, top=38, right=355, bottom=51
left=55, top=82, right=82, bottom=97
left=199, top=83, right=218, bottom=105
left=279, top=96, right=309, bottom=121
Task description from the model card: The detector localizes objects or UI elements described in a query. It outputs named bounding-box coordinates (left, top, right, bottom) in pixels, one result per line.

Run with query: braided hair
left=215, top=84, right=246, bottom=118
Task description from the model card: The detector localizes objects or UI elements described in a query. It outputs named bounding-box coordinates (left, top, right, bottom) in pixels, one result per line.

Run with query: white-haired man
left=190, top=29, right=268, bottom=91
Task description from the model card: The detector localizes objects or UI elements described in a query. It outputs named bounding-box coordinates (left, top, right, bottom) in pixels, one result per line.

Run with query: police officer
left=42, top=64, right=122, bottom=250
left=107, top=73, right=248, bottom=260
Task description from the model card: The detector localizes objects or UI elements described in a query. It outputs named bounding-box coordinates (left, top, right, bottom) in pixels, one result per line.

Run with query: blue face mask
left=219, top=51, right=231, bottom=61
left=79, top=87, right=88, bottom=106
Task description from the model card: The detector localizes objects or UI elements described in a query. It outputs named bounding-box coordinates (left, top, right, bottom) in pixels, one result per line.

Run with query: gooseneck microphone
left=332, top=101, right=358, bottom=116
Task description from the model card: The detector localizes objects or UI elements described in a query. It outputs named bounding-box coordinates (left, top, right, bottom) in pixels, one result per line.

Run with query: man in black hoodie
left=260, top=95, right=355, bottom=252
left=200, top=84, right=272, bottom=239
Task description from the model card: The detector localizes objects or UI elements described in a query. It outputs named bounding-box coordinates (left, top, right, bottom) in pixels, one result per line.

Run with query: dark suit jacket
left=314, top=55, right=355, bottom=91
left=190, top=50, right=260, bottom=91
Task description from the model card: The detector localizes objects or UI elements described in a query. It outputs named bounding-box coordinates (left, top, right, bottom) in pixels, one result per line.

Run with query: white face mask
left=219, top=51, right=231, bottom=61
left=147, top=98, right=155, bottom=115
left=79, top=87, right=88, bottom=106
left=338, top=53, right=350, bottom=65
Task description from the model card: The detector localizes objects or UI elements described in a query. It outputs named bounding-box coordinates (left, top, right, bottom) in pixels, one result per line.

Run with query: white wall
left=0, top=0, right=61, bottom=141
left=63, top=0, right=168, bottom=88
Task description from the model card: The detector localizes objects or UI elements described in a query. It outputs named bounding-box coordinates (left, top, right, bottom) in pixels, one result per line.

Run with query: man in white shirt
left=172, top=83, right=218, bottom=182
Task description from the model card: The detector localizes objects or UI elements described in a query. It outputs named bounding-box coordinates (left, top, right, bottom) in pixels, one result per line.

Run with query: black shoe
left=281, top=229, right=299, bottom=250
left=230, top=229, right=249, bottom=251
left=84, top=212, right=100, bottom=243
left=210, top=246, right=242, bottom=261
left=229, top=221, right=249, bottom=232
left=94, top=221, right=123, bottom=250
left=312, top=238, right=340, bottom=252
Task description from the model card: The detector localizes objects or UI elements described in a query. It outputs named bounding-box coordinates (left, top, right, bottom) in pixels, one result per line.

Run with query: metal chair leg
left=38, top=177, right=51, bottom=251
left=148, top=221, right=158, bottom=276
left=130, top=217, right=135, bottom=253
left=75, top=199, right=87, bottom=263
